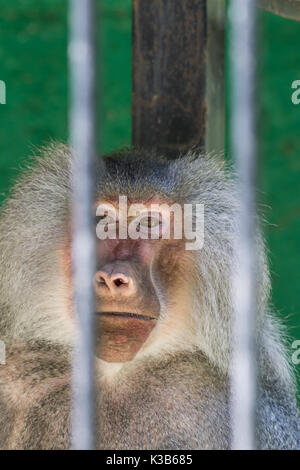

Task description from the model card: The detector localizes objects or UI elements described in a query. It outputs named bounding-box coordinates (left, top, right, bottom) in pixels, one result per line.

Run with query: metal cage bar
left=69, top=0, right=97, bottom=450
left=228, top=0, right=258, bottom=450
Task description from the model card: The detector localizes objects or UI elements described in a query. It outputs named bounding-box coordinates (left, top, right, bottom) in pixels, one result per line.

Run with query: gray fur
left=0, top=143, right=299, bottom=449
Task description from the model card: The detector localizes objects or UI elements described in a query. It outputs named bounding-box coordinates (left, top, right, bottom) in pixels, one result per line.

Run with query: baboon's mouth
left=95, top=311, right=157, bottom=321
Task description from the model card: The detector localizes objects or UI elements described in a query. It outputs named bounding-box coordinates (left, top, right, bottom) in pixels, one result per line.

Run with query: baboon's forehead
left=94, top=196, right=176, bottom=212
left=96, top=183, right=174, bottom=205
left=95, top=156, right=179, bottom=200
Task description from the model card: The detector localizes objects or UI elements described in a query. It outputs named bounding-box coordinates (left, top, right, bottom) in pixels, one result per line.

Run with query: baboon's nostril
left=94, top=269, right=134, bottom=295
left=112, top=275, right=129, bottom=287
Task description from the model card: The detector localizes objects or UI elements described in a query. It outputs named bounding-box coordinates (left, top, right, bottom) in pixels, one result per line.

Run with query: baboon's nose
left=94, top=266, right=136, bottom=297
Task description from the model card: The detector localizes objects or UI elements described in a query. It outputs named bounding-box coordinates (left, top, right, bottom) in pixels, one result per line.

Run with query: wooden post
left=206, top=0, right=226, bottom=156
left=132, top=0, right=207, bottom=157
left=258, top=0, right=300, bottom=21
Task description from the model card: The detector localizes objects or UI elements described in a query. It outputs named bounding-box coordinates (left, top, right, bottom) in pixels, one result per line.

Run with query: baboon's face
left=93, top=197, right=185, bottom=363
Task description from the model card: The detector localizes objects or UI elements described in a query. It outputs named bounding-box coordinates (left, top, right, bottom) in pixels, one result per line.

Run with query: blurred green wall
left=0, top=2, right=299, bottom=379
left=259, top=11, right=300, bottom=366
left=0, top=0, right=131, bottom=198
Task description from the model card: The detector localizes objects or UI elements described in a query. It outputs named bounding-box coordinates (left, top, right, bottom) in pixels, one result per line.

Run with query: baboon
left=0, top=143, right=299, bottom=450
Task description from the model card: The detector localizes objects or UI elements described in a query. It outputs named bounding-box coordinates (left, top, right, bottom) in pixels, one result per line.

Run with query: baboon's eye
left=95, top=214, right=116, bottom=225
left=139, top=214, right=161, bottom=228
left=136, top=212, right=164, bottom=238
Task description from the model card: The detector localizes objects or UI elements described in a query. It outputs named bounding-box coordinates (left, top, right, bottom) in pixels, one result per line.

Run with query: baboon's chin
left=94, top=312, right=157, bottom=362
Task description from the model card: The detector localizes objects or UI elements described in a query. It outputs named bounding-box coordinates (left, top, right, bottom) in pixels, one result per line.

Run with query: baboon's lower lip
left=95, top=311, right=157, bottom=321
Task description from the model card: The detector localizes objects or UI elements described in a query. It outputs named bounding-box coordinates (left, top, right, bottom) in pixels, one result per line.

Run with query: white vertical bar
left=229, top=0, right=258, bottom=450
left=69, top=0, right=96, bottom=450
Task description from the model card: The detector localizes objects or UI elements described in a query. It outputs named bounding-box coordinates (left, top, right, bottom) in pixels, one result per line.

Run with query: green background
left=0, top=1, right=299, bottom=384
left=258, top=11, right=300, bottom=381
